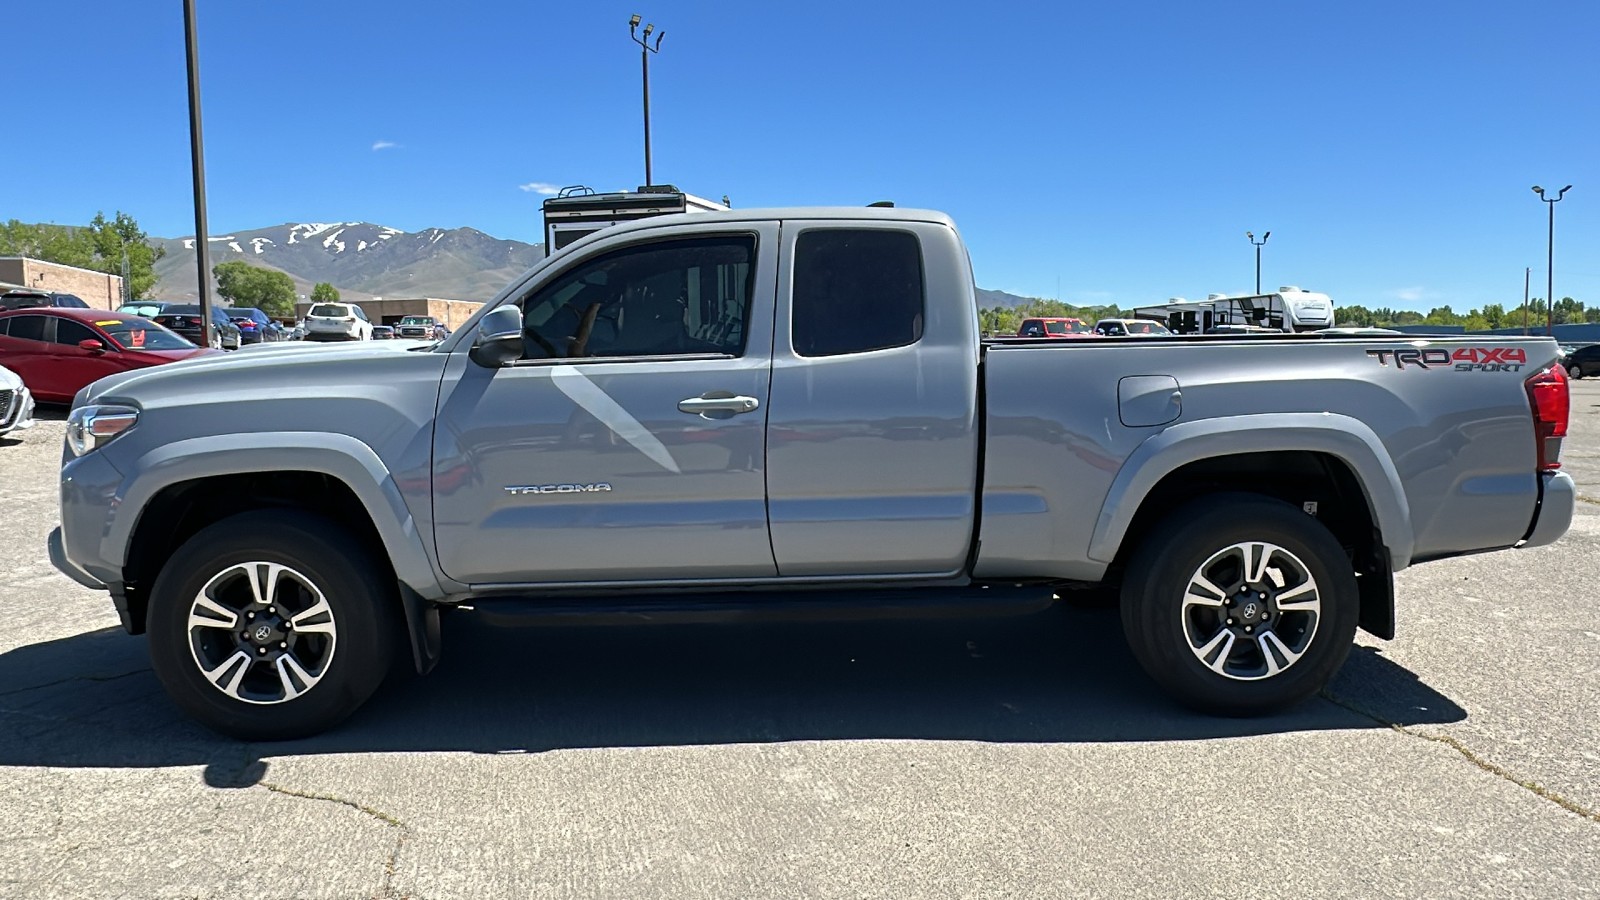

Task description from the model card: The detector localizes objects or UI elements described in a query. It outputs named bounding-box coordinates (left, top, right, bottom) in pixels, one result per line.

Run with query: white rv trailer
left=541, top=184, right=727, bottom=256
left=1224, top=287, right=1335, bottom=332
left=1131, top=287, right=1334, bottom=334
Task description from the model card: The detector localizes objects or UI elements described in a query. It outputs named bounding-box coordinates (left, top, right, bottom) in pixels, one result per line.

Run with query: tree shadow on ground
left=0, top=603, right=1462, bottom=787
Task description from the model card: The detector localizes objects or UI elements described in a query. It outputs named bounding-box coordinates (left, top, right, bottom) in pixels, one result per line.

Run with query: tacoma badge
left=503, top=483, right=613, bottom=495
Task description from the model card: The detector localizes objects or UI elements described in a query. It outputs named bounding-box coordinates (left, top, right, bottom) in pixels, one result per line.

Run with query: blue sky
left=4, top=1, right=1597, bottom=311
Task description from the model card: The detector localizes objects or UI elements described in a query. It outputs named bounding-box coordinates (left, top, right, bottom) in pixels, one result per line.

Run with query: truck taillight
left=1524, top=364, right=1569, bottom=471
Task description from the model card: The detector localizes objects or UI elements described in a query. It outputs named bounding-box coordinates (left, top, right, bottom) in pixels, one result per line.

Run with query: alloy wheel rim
left=1180, top=541, right=1322, bottom=681
left=186, top=561, right=338, bottom=705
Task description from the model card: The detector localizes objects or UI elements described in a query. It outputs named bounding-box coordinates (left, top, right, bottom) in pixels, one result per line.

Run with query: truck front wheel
left=146, top=510, right=398, bottom=740
left=1120, top=495, right=1358, bottom=715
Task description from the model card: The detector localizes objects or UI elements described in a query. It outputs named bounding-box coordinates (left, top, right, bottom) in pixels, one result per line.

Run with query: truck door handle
left=678, top=392, right=760, bottom=419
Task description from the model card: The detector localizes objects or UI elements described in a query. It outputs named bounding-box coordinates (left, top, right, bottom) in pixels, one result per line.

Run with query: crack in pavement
left=0, top=668, right=149, bottom=699
left=1321, top=690, right=1600, bottom=825
left=258, top=781, right=413, bottom=899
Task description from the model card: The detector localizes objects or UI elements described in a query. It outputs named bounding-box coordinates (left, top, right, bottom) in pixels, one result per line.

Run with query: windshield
left=96, top=319, right=197, bottom=351
left=1127, top=321, right=1170, bottom=334
left=155, top=306, right=200, bottom=316
left=310, top=304, right=349, bottom=317
left=399, top=317, right=432, bottom=325
left=1044, top=320, right=1088, bottom=334
left=117, top=304, right=164, bottom=317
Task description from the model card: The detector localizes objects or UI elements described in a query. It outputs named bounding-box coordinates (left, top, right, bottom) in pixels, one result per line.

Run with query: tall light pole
left=1532, top=184, right=1571, bottom=337
left=629, top=15, right=665, bottom=187
left=1246, top=231, right=1270, bottom=294
left=184, top=0, right=215, bottom=347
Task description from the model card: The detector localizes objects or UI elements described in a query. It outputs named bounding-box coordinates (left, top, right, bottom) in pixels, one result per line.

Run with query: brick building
left=0, top=257, right=123, bottom=310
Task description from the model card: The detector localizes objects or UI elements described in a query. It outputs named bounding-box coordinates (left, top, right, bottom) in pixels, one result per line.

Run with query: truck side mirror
left=468, top=306, right=524, bottom=368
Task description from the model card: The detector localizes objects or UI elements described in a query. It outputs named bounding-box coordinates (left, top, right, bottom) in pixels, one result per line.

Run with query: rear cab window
left=792, top=229, right=924, bottom=357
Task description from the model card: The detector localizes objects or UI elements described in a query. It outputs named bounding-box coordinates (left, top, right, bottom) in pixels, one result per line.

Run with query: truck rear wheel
left=1120, top=495, right=1358, bottom=715
left=146, top=510, right=398, bottom=740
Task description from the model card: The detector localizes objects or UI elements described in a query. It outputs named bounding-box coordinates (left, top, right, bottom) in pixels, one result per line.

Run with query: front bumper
left=1522, top=471, right=1576, bottom=548
left=0, top=385, right=34, bottom=435
left=49, top=526, right=107, bottom=589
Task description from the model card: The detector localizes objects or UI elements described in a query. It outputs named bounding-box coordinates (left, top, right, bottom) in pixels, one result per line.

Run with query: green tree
left=1424, top=305, right=1465, bottom=326
left=213, top=260, right=296, bottom=316
left=1479, top=303, right=1506, bottom=329
left=85, top=212, right=166, bottom=298
left=1586, top=307, right=1600, bottom=324
left=310, top=282, right=340, bottom=304
left=0, top=212, right=166, bottom=298
left=1335, top=305, right=1374, bottom=326
left=1553, top=296, right=1585, bottom=325
left=1463, top=314, right=1491, bottom=332
left=0, top=220, right=94, bottom=269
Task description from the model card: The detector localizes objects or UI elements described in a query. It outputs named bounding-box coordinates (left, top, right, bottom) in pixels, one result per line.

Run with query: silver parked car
left=0, top=363, right=37, bottom=438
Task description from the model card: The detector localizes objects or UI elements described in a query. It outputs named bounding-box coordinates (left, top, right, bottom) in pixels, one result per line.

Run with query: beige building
left=294, top=296, right=483, bottom=329
left=0, top=257, right=123, bottom=309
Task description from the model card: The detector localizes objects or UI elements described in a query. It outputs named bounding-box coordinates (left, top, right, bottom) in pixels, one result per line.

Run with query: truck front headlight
left=66, top=405, right=139, bottom=457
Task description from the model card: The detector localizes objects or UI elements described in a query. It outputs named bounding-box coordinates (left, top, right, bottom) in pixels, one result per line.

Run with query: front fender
left=107, top=431, right=447, bottom=600
left=1087, top=413, right=1414, bottom=570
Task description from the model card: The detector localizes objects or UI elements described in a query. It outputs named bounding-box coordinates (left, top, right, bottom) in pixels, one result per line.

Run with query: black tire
left=1119, top=494, right=1358, bottom=715
left=1569, top=365, right=1582, bottom=380
left=147, top=510, right=399, bottom=740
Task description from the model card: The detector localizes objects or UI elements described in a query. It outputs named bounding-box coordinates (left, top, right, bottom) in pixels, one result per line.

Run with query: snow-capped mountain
left=152, top=222, right=545, bottom=302
left=150, top=221, right=1043, bottom=309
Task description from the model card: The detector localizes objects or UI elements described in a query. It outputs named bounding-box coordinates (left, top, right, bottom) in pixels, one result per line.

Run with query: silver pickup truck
left=50, top=207, right=1575, bottom=740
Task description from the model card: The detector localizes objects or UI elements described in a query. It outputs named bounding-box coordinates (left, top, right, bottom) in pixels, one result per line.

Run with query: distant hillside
left=151, top=222, right=544, bottom=302
left=975, top=288, right=1040, bottom=309
left=149, top=221, right=1043, bottom=307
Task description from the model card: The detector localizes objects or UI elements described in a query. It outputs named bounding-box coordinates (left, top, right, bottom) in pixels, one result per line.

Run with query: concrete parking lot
left=1, top=381, right=1597, bottom=899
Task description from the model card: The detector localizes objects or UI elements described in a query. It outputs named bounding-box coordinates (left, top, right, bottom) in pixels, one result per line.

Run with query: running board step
left=463, top=585, right=1057, bottom=628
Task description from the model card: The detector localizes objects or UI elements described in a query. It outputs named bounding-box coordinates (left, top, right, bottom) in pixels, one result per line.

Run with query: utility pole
left=1523, top=267, right=1530, bottom=335
left=1246, top=231, right=1270, bottom=294
left=629, top=15, right=665, bottom=187
left=1532, top=185, right=1571, bottom=337
left=184, top=0, right=215, bottom=347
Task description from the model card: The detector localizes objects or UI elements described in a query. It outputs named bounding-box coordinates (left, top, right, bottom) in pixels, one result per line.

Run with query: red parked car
left=1016, top=316, right=1092, bottom=338
left=0, top=308, right=221, bottom=403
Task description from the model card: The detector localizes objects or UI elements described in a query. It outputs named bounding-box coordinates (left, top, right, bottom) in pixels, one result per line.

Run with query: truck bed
left=975, top=333, right=1561, bottom=581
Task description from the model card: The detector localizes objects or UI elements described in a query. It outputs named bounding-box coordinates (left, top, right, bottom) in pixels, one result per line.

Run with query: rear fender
left=1088, top=413, right=1414, bottom=570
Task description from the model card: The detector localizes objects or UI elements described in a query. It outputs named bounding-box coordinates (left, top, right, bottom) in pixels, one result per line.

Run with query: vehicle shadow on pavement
left=0, top=604, right=1463, bottom=786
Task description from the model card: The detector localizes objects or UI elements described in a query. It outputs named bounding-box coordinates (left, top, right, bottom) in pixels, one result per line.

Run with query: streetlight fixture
left=1246, top=230, right=1270, bottom=294
left=1531, top=184, right=1571, bottom=337
left=629, top=14, right=666, bottom=187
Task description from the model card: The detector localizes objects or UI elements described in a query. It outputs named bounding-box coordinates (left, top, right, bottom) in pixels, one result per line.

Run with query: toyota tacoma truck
left=50, top=207, right=1576, bottom=740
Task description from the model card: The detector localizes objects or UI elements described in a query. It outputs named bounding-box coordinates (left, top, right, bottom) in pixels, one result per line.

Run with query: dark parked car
left=228, top=308, right=284, bottom=344
left=1561, top=343, right=1600, bottom=379
left=151, top=305, right=241, bottom=350
left=0, top=308, right=220, bottom=402
left=0, top=289, right=91, bottom=311
left=372, top=325, right=396, bottom=340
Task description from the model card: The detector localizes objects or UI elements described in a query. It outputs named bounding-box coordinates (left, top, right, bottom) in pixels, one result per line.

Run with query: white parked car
left=304, top=302, right=374, bottom=341
left=1093, top=318, right=1173, bottom=336
left=0, top=363, right=37, bottom=438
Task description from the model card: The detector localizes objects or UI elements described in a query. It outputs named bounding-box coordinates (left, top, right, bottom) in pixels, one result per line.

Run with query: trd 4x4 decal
left=1368, top=347, right=1527, bottom=372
